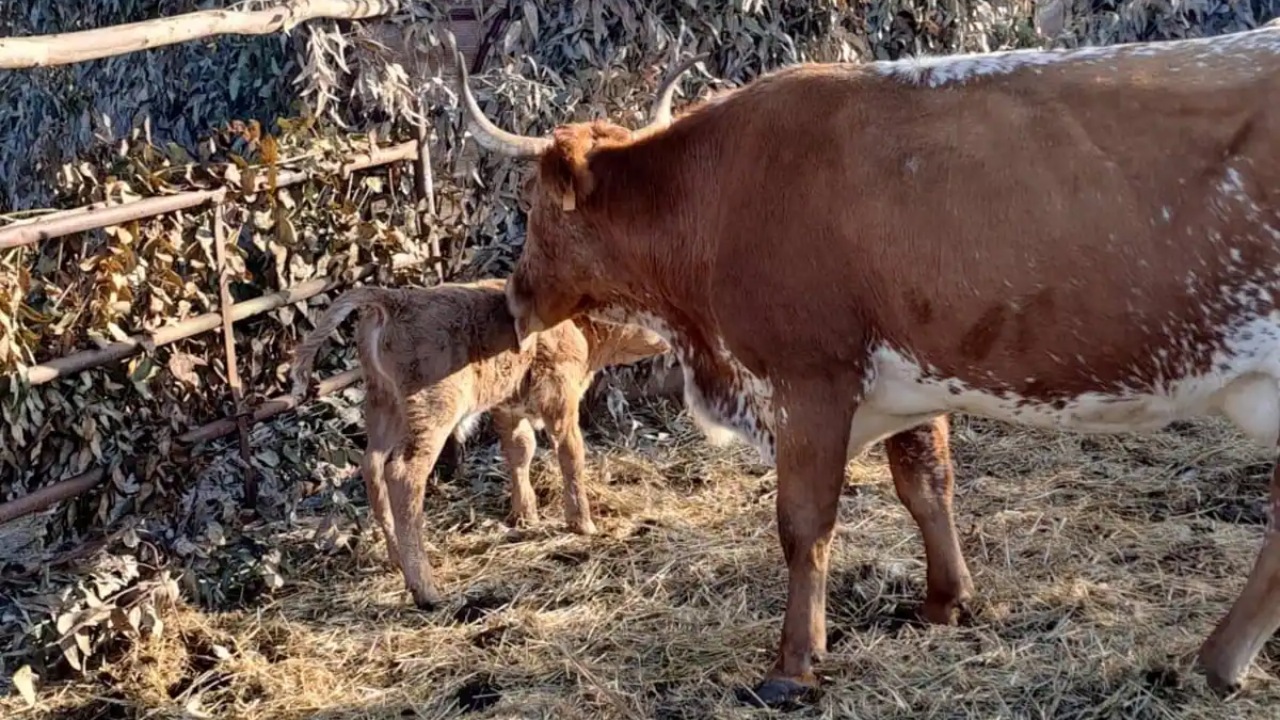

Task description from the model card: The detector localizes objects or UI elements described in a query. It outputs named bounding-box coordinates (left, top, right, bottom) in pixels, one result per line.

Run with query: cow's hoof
left=1203, top=668, right=1243, bottom=697
left=735, top=678, right=816, bottom=708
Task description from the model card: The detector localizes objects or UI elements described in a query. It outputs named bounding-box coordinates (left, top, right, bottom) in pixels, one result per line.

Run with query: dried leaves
left=0, top=110, right=436, bottom=678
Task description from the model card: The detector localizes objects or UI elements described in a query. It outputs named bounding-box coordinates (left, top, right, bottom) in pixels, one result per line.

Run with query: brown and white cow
left=444, top=25, right=1280, bottom=705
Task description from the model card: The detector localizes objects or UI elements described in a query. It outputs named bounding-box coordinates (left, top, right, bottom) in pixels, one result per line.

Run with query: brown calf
left=290, top=279, right=668, bottom=608
left=444, top=25, right=1280, bottom=704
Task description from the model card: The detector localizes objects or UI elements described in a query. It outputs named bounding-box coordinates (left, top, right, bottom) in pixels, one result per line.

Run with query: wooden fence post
left=412, top=113, right=443, bottom=281
left=211, top=199, right=259, bottom=509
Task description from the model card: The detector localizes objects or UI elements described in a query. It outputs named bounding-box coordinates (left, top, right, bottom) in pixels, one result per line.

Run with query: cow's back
left=687, top=27, right=1280, bottom=429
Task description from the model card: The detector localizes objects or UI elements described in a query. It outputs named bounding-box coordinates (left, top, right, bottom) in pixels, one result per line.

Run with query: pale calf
left=290, top=279, right=668, bottom=608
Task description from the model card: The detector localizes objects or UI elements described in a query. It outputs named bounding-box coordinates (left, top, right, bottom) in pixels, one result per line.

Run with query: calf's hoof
left=411, top=585, right=444, bottom=611
left=506, top=509, right=539, bottom=528
left=735, top=677, right=817, bottom=709
left=1199, top=662, right=1244, bottom=697
left=1204, top=670, right=1243, bottom=697
left=567, top=517, right=598, bottom=536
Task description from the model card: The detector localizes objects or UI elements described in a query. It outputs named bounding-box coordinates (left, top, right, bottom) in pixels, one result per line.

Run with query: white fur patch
left=453, top=412, right=484, bottom=443
left=874, top=24, right=1280, bottom=87
left=590, top=305, right=777, bottom=463
left=861, top=307, right=1280, bottom=450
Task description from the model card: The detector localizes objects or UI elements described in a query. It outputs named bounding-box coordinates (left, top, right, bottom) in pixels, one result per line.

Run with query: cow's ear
left=542, top=127, right=597, bottom=212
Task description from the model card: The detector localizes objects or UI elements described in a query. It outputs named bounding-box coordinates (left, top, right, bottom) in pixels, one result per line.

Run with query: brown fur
left=290, top=279, right=668, bottom=608
left=454, top=27, right=1280, bottom=703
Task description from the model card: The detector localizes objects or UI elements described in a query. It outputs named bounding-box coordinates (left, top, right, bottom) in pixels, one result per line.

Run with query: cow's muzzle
left=513, top=312, right=545, bottom=349
left=507, top=269, right=550, bottom=348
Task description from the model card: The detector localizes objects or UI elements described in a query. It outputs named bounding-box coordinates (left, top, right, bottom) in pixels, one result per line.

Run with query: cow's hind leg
left=1198, top=458, right=1280, bottom=693
left=884, top=415, right=974, bottom=624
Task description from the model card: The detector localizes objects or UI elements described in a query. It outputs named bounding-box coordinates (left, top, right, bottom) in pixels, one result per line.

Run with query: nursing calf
left=290, top=279, right=668, bottom=608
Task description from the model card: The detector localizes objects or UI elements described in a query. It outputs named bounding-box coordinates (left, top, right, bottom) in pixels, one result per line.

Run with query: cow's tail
left=290, top=287, right=394, bottom=400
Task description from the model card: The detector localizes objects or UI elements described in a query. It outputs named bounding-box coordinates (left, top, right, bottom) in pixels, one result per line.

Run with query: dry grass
left=6, top=399, right=1280, bottom=719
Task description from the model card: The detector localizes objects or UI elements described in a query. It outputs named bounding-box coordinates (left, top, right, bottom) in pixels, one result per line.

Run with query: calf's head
left=443, top=33, right=704, bottom=341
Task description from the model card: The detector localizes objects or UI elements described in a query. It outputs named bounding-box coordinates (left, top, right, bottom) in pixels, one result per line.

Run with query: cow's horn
left=634, top=52, right=710, bottom=138
left=444, top=30, right=552, bottom=159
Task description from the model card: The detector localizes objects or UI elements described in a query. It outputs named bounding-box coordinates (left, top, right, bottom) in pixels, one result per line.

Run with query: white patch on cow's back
left=861, top=309, right=1280, bottom=449
left=875, top=24, right=1280, bottom=87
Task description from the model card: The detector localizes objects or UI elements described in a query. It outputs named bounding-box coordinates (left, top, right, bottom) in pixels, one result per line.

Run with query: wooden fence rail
left=0, top=0, right=489, bottom=532
left=0, top=0, right=400, bottom=70
left=0, top=139, right=433, bottom=524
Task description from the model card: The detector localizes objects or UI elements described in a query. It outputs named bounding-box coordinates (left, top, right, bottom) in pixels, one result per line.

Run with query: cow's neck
left=588, top=296, right=779, bottom=465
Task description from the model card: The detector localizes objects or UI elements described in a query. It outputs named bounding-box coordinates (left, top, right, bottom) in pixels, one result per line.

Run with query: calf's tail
left=290, top=287, right=393, bottom=399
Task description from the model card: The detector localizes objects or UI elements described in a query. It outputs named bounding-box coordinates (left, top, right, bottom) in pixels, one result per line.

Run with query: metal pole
left=178, top=368, right=362, bottom=445
left=211, top=201, right=259, bottom=509
left=412, top=118, right=443, bottom=281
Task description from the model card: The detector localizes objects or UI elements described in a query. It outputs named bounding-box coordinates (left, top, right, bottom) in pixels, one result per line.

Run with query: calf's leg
left=1198, top=459, right=1280, bottom=693
left=433, top=435, right=465, bottom=484
left=362, top=394, right=402, bottom=571
left=749, top=384, right=855, bottom=707
left=493, top=411, right=539, bottom=527
left=362, top=446, right=400, bottom=572
left=884, top=415, right=974, bottom=624
left=385, top=421, right=454, bottom=610
left=546, top=394, right=597, bottom=535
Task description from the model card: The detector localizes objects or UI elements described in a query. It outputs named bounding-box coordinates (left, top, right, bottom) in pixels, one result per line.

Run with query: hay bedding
left=6, top=400, right=1280, bottom=719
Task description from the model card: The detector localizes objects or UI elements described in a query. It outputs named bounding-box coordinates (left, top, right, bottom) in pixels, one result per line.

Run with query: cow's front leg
left=747, top=382, right=855, bottom=707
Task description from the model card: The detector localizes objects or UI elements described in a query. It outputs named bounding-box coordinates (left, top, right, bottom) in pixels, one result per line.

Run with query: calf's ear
left=541, top=126, right=598, bottom=212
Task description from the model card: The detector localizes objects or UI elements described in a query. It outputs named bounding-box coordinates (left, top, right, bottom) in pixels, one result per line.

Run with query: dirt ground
left=6, top=398, right=1280, bottom=719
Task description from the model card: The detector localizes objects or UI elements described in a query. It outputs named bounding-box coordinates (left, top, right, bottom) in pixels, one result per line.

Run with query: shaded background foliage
left=1, top=0, right=1277, bottom=699
left=0, top=0, right=301, bottom=212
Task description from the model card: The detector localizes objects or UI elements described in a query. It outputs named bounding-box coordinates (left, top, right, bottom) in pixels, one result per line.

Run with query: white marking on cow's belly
left=862, top=312, right=1280, bottom=450
left=589, top=305, right=777, bottom=463
left=873, top=24, right=1280, bottom=87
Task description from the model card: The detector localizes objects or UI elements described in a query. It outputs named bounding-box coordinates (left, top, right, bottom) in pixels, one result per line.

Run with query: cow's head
left=443, top=32, right=704, bottom=342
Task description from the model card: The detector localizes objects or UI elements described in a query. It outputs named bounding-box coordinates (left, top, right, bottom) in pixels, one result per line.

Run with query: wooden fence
left=0, top=0, right=486, bottom=529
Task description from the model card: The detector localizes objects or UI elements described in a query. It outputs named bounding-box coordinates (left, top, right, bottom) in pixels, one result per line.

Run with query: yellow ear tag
left=561, top=189, right=576, bottom=212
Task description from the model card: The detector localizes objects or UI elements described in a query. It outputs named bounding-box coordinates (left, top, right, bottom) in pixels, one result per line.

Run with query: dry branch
left=0, top=469, right=105, bottom=525
left=212, top=203, right=259, bottom=508
left=0, top=141, right=419, bottom=251
left=0, top=0, right=400, bottom=70
left=0, top=191, right=222, bottom=250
